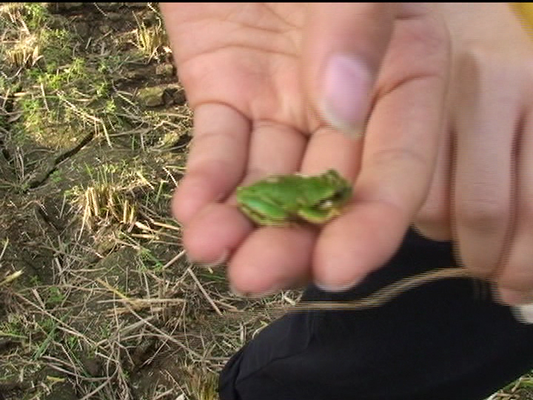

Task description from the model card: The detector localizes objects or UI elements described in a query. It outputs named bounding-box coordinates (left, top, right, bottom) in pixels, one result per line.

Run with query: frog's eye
left=317, top=199, right=334, bottom=210
left=316, top=188, right=352, bottom=210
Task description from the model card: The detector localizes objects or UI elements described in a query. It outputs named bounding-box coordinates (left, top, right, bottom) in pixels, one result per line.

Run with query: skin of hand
left=414, top=3, right=533, bottom=305
left=159, top=3, right=450, bottom=296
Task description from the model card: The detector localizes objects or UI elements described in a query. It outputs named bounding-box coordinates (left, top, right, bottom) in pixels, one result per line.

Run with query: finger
left=242, top=121, right=307, bottom=184
left=313, top=20, right=449, bottom=289
left=496, top=288, right=533, bottom=306
left=303, top=3, right=396, bottom=136
left=183, top=121, right=307, bottom=266
left=229, top=124, right=362, bottom=296
left=172, top=104, right=250, bottom=225
left=300, top=125, right=363, bottom=178
left=453, top=60, right=519, bottom=278
left=413, top=123, right=452, bottom=241
left=182, top=202, right=252, bottom=265
left=495, top=111, right=533, bottom=301
left=223, top=122, right=312, bottom=294
left=228, top=226, right=317, bottom=296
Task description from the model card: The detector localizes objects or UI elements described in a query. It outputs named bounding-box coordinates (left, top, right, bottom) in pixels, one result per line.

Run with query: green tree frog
left=236, top=169, right=353, bottom=226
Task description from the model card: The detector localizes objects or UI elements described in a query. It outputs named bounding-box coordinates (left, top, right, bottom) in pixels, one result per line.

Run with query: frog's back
left=260, top=175, right=308, bottom=202
left=260, top=172, right=334, bottom=208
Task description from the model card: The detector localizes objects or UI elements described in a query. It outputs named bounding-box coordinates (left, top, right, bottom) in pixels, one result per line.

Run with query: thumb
left=304, top=3, right=396, bottom=137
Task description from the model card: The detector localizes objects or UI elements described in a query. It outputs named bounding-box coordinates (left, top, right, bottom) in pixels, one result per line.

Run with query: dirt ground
left=1, top=3, right=532, bottom=400
left=0, top=3, right=291, bottom=399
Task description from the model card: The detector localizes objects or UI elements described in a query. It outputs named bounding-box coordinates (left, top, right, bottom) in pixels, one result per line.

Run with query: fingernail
left=230, top=282, right=284, bottom=298
left=512, top=304, right=533, bottom=324
left=194, top=249, right=229, bottom=268
left=321, top=54, right=372, bottom=138
left=315, top=275, right=364, bottom=293
left=495, top=287, right=533, bottom=324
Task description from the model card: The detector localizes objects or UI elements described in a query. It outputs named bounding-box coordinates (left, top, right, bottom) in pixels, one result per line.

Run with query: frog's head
left=297, top=169, right=353, bottom=224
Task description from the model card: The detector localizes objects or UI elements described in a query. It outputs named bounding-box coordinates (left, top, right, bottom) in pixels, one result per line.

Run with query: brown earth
left=0, top=3, right=530, bottom=400
left=0, top=3, right=287, bottom=400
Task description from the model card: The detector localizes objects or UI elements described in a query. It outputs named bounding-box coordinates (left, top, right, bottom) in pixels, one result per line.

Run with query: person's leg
left=219, top=228, right=533, bottom=400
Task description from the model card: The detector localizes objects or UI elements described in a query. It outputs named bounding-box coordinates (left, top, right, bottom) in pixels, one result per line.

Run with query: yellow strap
left=285, top=267, right=475, bottom=313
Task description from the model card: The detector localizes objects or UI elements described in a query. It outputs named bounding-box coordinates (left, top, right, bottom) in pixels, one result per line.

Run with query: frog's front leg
left=237, top=193, right=292, bottom=227
left=297, top=205, right=342, bottom=225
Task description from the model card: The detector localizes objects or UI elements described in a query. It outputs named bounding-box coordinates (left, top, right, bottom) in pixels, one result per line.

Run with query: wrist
left=437, top=3, right=528, bottom=44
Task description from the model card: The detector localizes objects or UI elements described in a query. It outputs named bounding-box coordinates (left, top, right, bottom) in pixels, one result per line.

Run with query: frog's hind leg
left=238, top=196, right=290, bottom=227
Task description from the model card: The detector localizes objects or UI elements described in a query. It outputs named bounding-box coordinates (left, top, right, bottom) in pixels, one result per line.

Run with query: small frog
left=236, top=169, right=353, bottom=226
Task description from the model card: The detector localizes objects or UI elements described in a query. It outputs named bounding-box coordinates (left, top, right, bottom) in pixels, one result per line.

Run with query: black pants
left=219, top=229, right=533, bottom=400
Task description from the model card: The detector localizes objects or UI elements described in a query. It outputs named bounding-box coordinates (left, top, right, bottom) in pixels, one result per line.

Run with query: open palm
left=161, top=3, right=449, bottom=295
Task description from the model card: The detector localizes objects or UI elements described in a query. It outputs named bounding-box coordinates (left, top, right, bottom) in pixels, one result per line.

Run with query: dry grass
left=0, top=4, right=301, bottom=398
left=0, top=3, right=531, bottom=400
left=0, top=3, right=277, bottom=399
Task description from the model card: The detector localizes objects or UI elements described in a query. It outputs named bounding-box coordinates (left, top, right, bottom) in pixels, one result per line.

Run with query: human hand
left=414, top=3, right=533, bottom=305
left=160, top=3, right=449, bottom=295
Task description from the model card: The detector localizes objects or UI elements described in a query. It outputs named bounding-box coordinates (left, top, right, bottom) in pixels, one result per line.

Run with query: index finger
left=313, top=14, right=449, bottom=290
